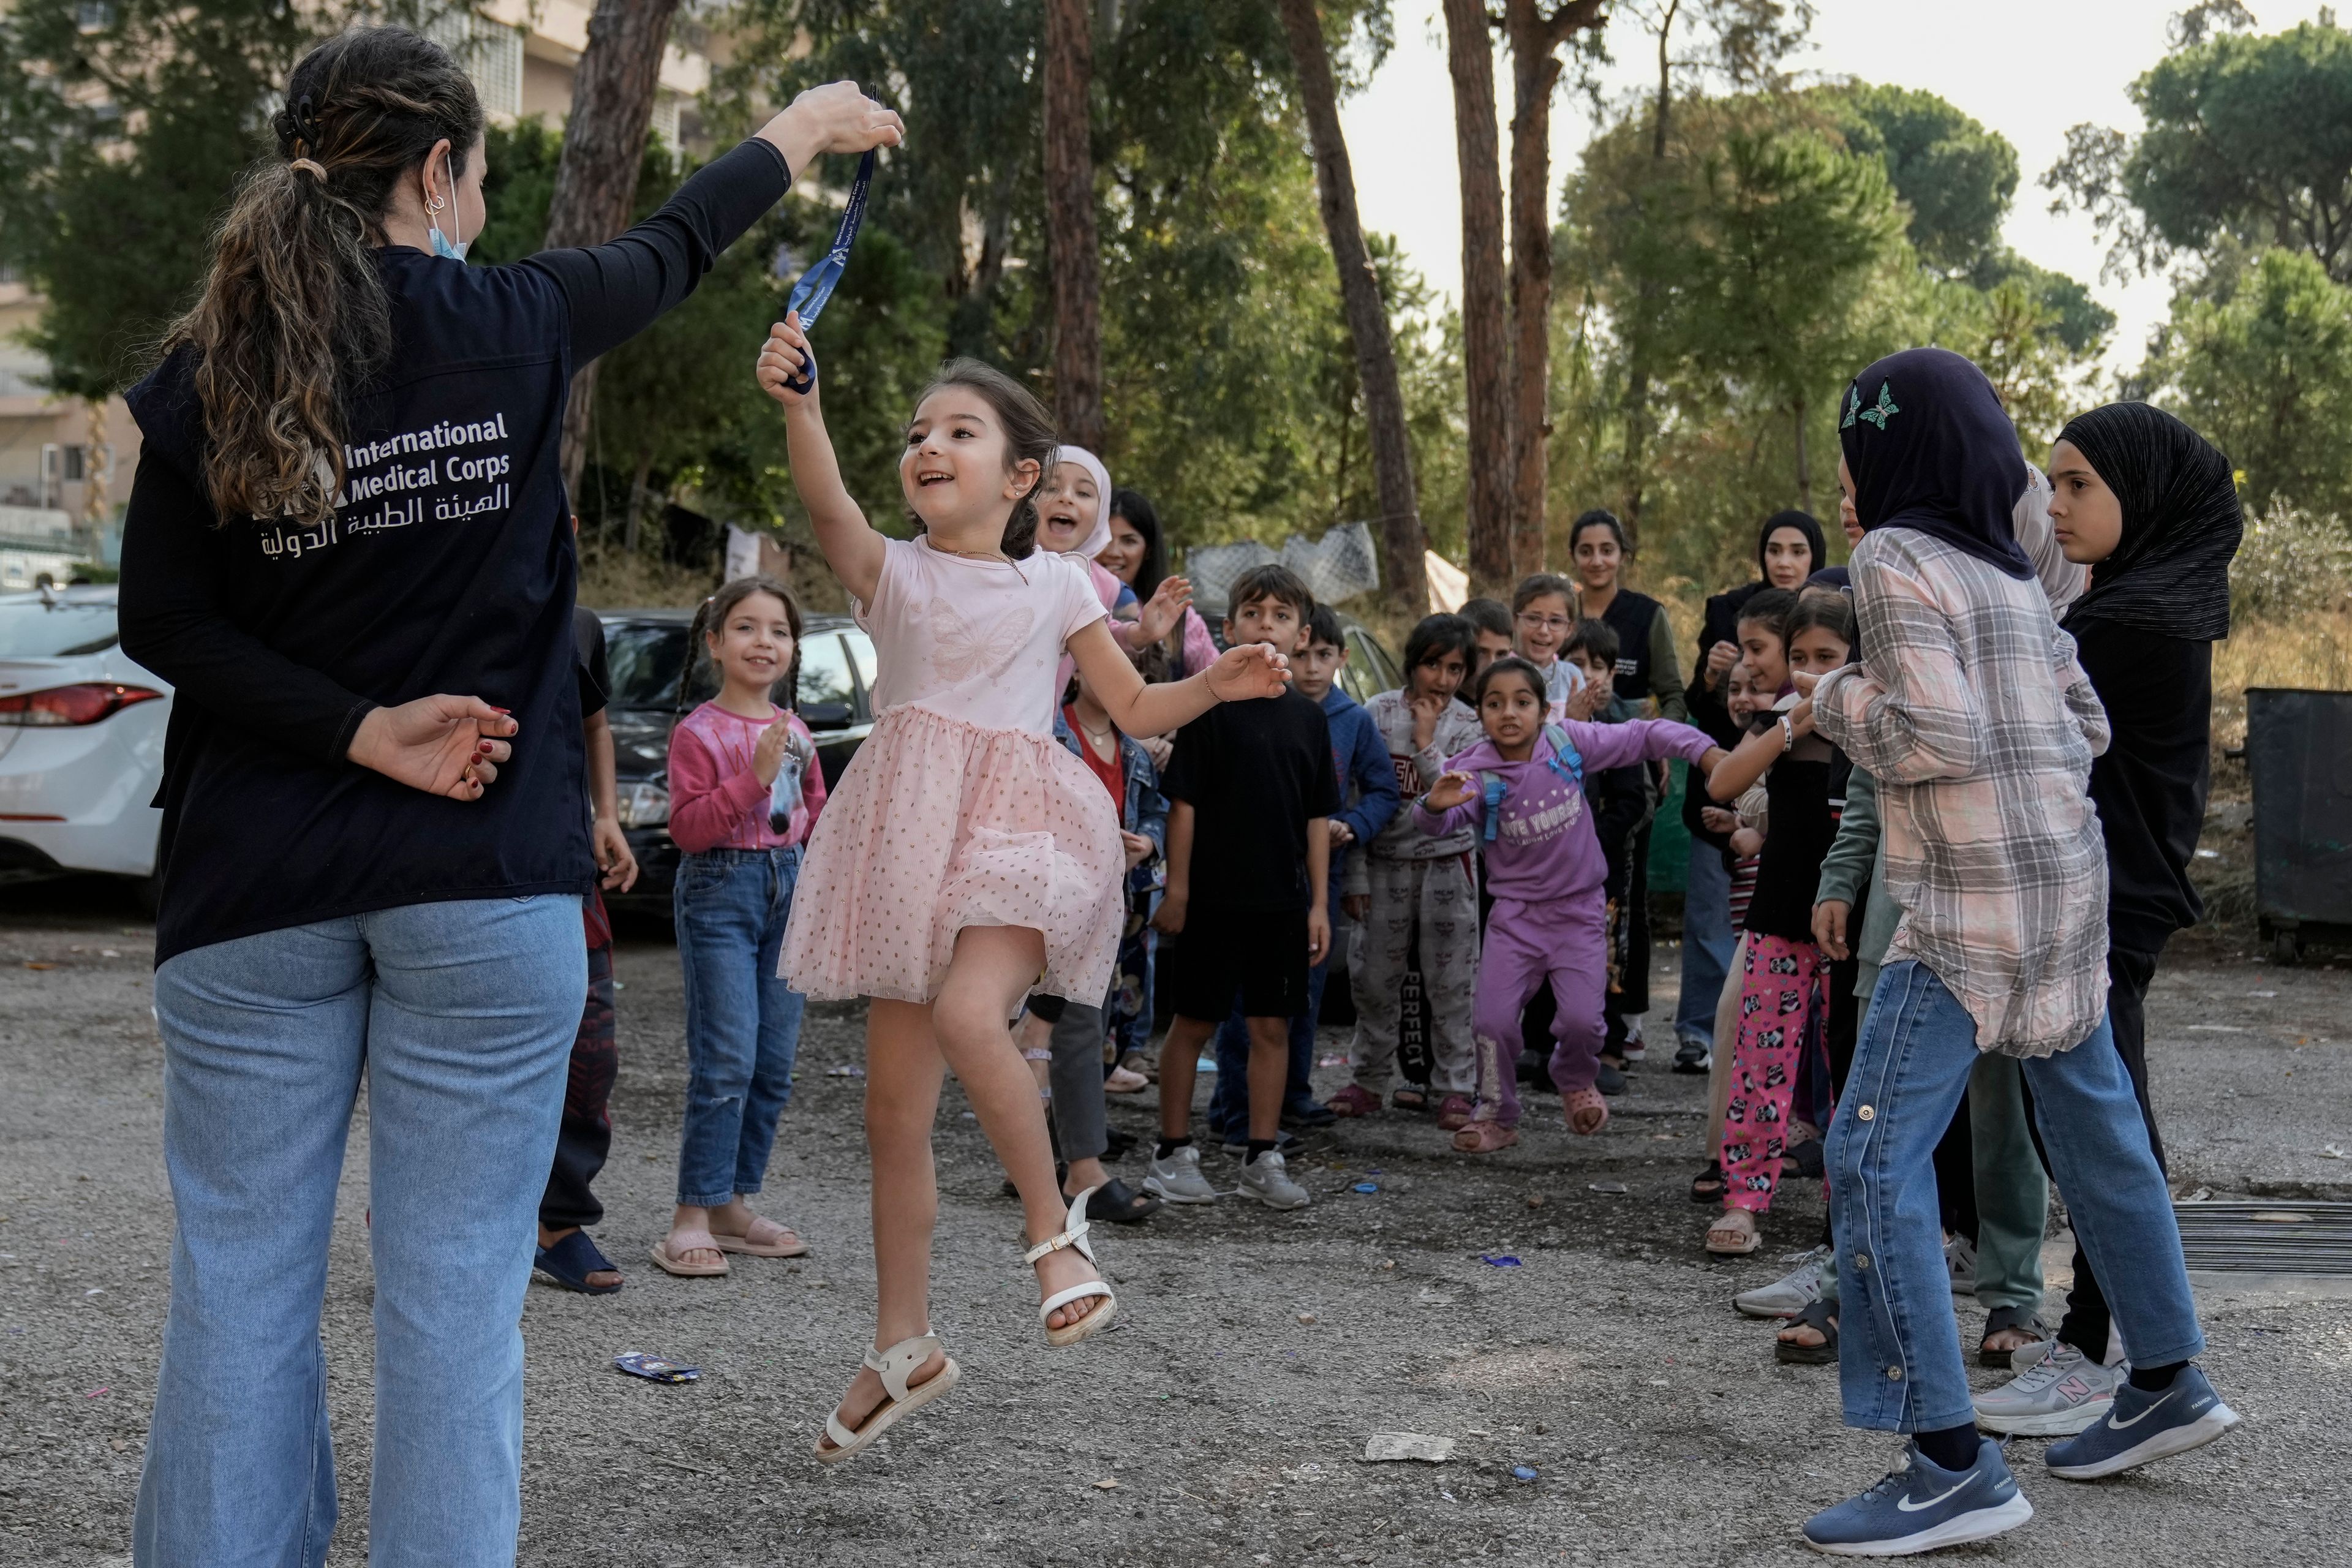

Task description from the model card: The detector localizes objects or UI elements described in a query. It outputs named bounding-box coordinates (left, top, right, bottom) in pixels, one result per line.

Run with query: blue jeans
left=1674, top=841, right=1733, bottom=1047
left=1831, top=961, right=2204, bottom=1433
left=1209, top=954, right=1330, bottom=1131
left=136, top=895, right=586, bottom=1568
left=674, top=846, right=805, bottom=1208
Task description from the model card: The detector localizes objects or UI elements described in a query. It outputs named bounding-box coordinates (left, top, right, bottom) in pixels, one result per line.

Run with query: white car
left=0, top=585, right=170, bottom=901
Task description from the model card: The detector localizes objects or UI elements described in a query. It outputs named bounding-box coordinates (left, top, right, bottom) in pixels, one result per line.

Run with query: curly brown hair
left=166, top=27, right=483, bottom=524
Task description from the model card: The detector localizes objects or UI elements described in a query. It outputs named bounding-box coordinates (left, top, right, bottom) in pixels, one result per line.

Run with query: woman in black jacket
left=116, top=28, right=897, bottom=1564
left=1972, top=401, right=2242, bottom=1418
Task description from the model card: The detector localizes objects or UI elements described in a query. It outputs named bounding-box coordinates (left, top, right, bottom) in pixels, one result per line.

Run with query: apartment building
left=0, top=2, right=715, bottom=570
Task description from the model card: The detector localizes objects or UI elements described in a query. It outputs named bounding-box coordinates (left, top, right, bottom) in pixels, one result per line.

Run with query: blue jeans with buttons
left=674, top=845, right=806, bottom=1208
left=1830, top=960, right=2205, bottom=1433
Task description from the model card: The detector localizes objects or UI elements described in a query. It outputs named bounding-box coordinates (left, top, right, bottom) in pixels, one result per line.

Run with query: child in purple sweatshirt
left=1418, top=656, right=1727, bottom=1149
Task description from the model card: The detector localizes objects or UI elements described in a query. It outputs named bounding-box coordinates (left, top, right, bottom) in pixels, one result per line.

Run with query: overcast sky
left=1335, top=2, right=2337, bottom=380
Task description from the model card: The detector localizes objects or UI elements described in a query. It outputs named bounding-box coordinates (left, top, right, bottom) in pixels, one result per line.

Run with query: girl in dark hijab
left=1972, top=402, right=2244, bottom=1417
left=1837, top=347, right=2032, bottom=578
left=1697, top=509, right=1828, bottom=671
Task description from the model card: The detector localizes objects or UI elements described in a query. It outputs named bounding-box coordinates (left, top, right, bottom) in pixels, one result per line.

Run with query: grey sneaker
left=1733, top=1246, right=1828, bottom=1319
left=1236, top=1149, right=1311, bottom=1210
left=1945, top=1232, right=1977, bottom=1297
left=1972, top=1340, right=2125, bottom=1436
left=1142, top=1144, right=1218, bottom=1205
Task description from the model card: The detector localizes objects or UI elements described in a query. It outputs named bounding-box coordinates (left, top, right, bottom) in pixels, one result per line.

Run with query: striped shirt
left=1813, top=529, right=2112, bottom=1058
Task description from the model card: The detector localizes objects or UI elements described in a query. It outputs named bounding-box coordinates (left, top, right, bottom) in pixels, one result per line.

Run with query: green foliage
left=712, top=0, right=1448, bottom=570
left=2228, top=496, right=2352, bottom=621
left=1818, top=81, right=2015, bottom=276
left=0, top=0, right=344, bottom=396
left=2144, top=247, right=2352, bottom=519
left=2048, top=15, right=2352, bottom=284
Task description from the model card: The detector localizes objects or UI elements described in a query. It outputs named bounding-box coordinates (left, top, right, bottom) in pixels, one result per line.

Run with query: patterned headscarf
left=1838, top=347, right=2032, bottom=581
left=2053, top=402, right=2241, bottom=642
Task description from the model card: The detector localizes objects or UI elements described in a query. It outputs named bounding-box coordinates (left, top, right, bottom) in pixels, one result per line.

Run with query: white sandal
left=812, top=1332, right=960, bottom=1466
left=1027, top=1187, right=1118, bottom=1348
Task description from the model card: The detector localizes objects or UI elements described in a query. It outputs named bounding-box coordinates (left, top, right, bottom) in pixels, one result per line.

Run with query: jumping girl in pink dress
left=755, top=317, right=1289, bottom=1464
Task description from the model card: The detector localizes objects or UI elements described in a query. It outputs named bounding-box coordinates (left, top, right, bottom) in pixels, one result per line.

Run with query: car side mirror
left=799, top=700, right=853, bottom=728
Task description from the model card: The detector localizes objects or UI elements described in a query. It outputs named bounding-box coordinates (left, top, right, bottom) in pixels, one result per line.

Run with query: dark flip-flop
left=1977, top=1305, right=2052, bottom=1367
left=1689, top=1160, right=1726, bottom=1204
left=1078, top=1176, right=1162, bottom=1225
left=1775, top=1299, right=1838, bottom=1365
left=534, top=1229, right=623, bottom=1295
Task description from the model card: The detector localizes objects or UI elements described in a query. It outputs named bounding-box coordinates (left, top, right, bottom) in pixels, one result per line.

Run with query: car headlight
left=616, top=780, right=669, bottom=829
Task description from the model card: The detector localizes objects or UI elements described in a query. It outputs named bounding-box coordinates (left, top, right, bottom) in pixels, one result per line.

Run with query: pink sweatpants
left=1469, top=894, right=1609, bottom=1127
left=1718, top=932, right=1827, bottom=1213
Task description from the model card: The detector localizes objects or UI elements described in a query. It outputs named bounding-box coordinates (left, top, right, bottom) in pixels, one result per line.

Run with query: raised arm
left=756, top=312, right=885, bottom=605
left=1810, top=550, right=1986, bottom=784
left=1066, top=619, right=1291, bottom=737
left=524, top=85, right=902, bottom=366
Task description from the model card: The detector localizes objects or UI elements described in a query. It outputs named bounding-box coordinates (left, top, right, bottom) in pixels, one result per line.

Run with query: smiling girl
left=755, top=321, right=1289, bottom=1464
left=653, top=575, right=827, bottom=1280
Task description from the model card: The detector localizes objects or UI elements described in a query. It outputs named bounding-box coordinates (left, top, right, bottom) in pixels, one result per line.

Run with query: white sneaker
left=1945, top=1232, right=1977, bottom=1297
left=1236, top=1149, right=1311, bottom=1210
left=1972, top=1340, right=2125, bottom=1436
left=1142, top=1144, right=1218, bottom=1205
left=1621, top=1018, right=1646, bottom=1061
left=1733, top=1246, right=1828, bottom=1318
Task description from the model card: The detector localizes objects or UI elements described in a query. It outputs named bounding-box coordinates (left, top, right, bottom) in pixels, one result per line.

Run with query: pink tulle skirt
left=780, top=702, right=1125, bottom=1005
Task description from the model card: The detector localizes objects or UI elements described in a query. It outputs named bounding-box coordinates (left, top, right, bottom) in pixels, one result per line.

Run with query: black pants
left=540, top=938, right=617, bottom=1231
left=2024, top=946, right=2163, bottom=1355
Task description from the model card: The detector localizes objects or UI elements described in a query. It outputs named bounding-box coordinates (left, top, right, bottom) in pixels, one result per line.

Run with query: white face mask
left=425, top=150, right=469, bottom=263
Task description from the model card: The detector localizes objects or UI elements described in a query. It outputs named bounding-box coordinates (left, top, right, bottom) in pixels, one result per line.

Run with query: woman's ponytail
left=165, top=28, right=483, bottom=525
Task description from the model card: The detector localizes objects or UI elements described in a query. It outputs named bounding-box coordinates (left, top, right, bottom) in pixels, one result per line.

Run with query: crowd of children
left=524, top=328, right=2246, bottom=1557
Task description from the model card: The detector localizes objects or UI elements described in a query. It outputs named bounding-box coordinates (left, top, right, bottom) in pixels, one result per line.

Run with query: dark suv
left=598, top=608, right=877, bottom=910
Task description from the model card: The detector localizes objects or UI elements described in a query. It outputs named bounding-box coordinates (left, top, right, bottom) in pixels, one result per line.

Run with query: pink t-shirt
left=855, top=536, right=1107, bottom=738
left=668, top=702, right=828, bottom=854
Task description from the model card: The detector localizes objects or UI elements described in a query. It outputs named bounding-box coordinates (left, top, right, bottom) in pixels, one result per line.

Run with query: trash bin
left=2246, top=687, right=2352, bottom=963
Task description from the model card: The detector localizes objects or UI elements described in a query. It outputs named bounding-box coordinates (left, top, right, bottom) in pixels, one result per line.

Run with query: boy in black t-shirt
left=1146, top=565, right=1340, bottom=1212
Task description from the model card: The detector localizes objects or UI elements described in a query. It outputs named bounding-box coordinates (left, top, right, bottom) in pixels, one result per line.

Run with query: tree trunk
left=1443, top=0, right=1513, bottom=592
left=1277, top=0, right=1427, bottom=614
left=1792, top=397, right=1811, bottom=515
left=1044, top=0, right=1106, bottom=456
left=1615, top=0, right=1681, bottom=550
left=546, top=0, right=684, bottom=497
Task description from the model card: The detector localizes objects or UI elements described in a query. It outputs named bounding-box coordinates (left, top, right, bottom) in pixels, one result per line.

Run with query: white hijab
left=1052, top=445, right=1114, bottom=561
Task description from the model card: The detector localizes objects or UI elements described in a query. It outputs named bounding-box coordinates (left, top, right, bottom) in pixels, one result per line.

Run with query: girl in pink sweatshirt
left=1417, top=657, right=1724, bottom=1148
left=650, top=575, right=829, bottom=1280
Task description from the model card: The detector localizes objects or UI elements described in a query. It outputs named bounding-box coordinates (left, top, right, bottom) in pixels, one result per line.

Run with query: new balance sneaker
left=1972, top=1341, right=2123, bottom=1436
left=1142, top=1145, right=1218, bottom=1205
left=1237, top=1149, right=1311, bottom=1210
left=1801, top=1439, right=2032, bottom=1557
left=1735, top=1246, right=1829, bottom=1319
left=2045, top=1365, right=2238, bottom=1480
left=1944, top=1232, right=1977, bottom=1297
left=1672, top=1036, right=1711, bottom=1075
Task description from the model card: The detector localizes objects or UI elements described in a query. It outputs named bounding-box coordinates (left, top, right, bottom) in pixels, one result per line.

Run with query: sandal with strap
left=1026, top=1188, right=1118, bottom=1348
left=1562, top=1087, right=1610, bottom=1136
left=1977, top=1304, right=2053, bottom=1368
left=1689, top=1159, right=1726, bottom=1204
left=1451, top=1119, right=1520, bottom=1154
left=533, top=1229, right=623, bottom=1295
left=1434, top=1094, right=1476, bottom=1132
left=1706, top=1208, right=1763, bottom=1256
left=709, top=1214, right=809, bottom=1258
left=647, top=1229, right=729, bottom=1278
left=812, top=1333, right=962, bottom=1466
left=1775, top=1299, right=1839, bottom=1365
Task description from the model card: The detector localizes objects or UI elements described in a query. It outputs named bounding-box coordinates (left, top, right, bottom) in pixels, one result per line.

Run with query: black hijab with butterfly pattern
left=1838, top=347, right=2034, bottom=581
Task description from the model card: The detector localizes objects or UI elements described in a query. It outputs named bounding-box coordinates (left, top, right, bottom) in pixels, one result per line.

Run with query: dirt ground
left=2, top=879, right=2348, bottom=1567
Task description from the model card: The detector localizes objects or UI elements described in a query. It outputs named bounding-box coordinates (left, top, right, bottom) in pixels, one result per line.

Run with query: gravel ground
left=2, top=879, right=2348, bottom=1567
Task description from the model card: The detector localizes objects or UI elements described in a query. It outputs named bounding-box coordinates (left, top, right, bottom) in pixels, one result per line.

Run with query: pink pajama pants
left=1718, top=932, right=1827, bottom=1213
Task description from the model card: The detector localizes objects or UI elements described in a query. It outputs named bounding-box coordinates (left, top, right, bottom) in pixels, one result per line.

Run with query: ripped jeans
left=675, top=845, right=806, bottom=1208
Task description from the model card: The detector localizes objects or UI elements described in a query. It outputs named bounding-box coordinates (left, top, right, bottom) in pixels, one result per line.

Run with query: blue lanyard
left=780, top=148, right=876, bottom=394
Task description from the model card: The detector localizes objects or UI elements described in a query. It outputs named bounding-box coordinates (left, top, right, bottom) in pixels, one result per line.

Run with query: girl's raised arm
left=1067, top=619, right=1289, bottom=738
left=756, top=312, right=885, bottom=605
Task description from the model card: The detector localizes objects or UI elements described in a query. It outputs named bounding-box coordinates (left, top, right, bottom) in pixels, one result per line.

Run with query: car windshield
left=0, top=598, right=119, bottom=658
left=602, top=618, right=872, bottom=722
